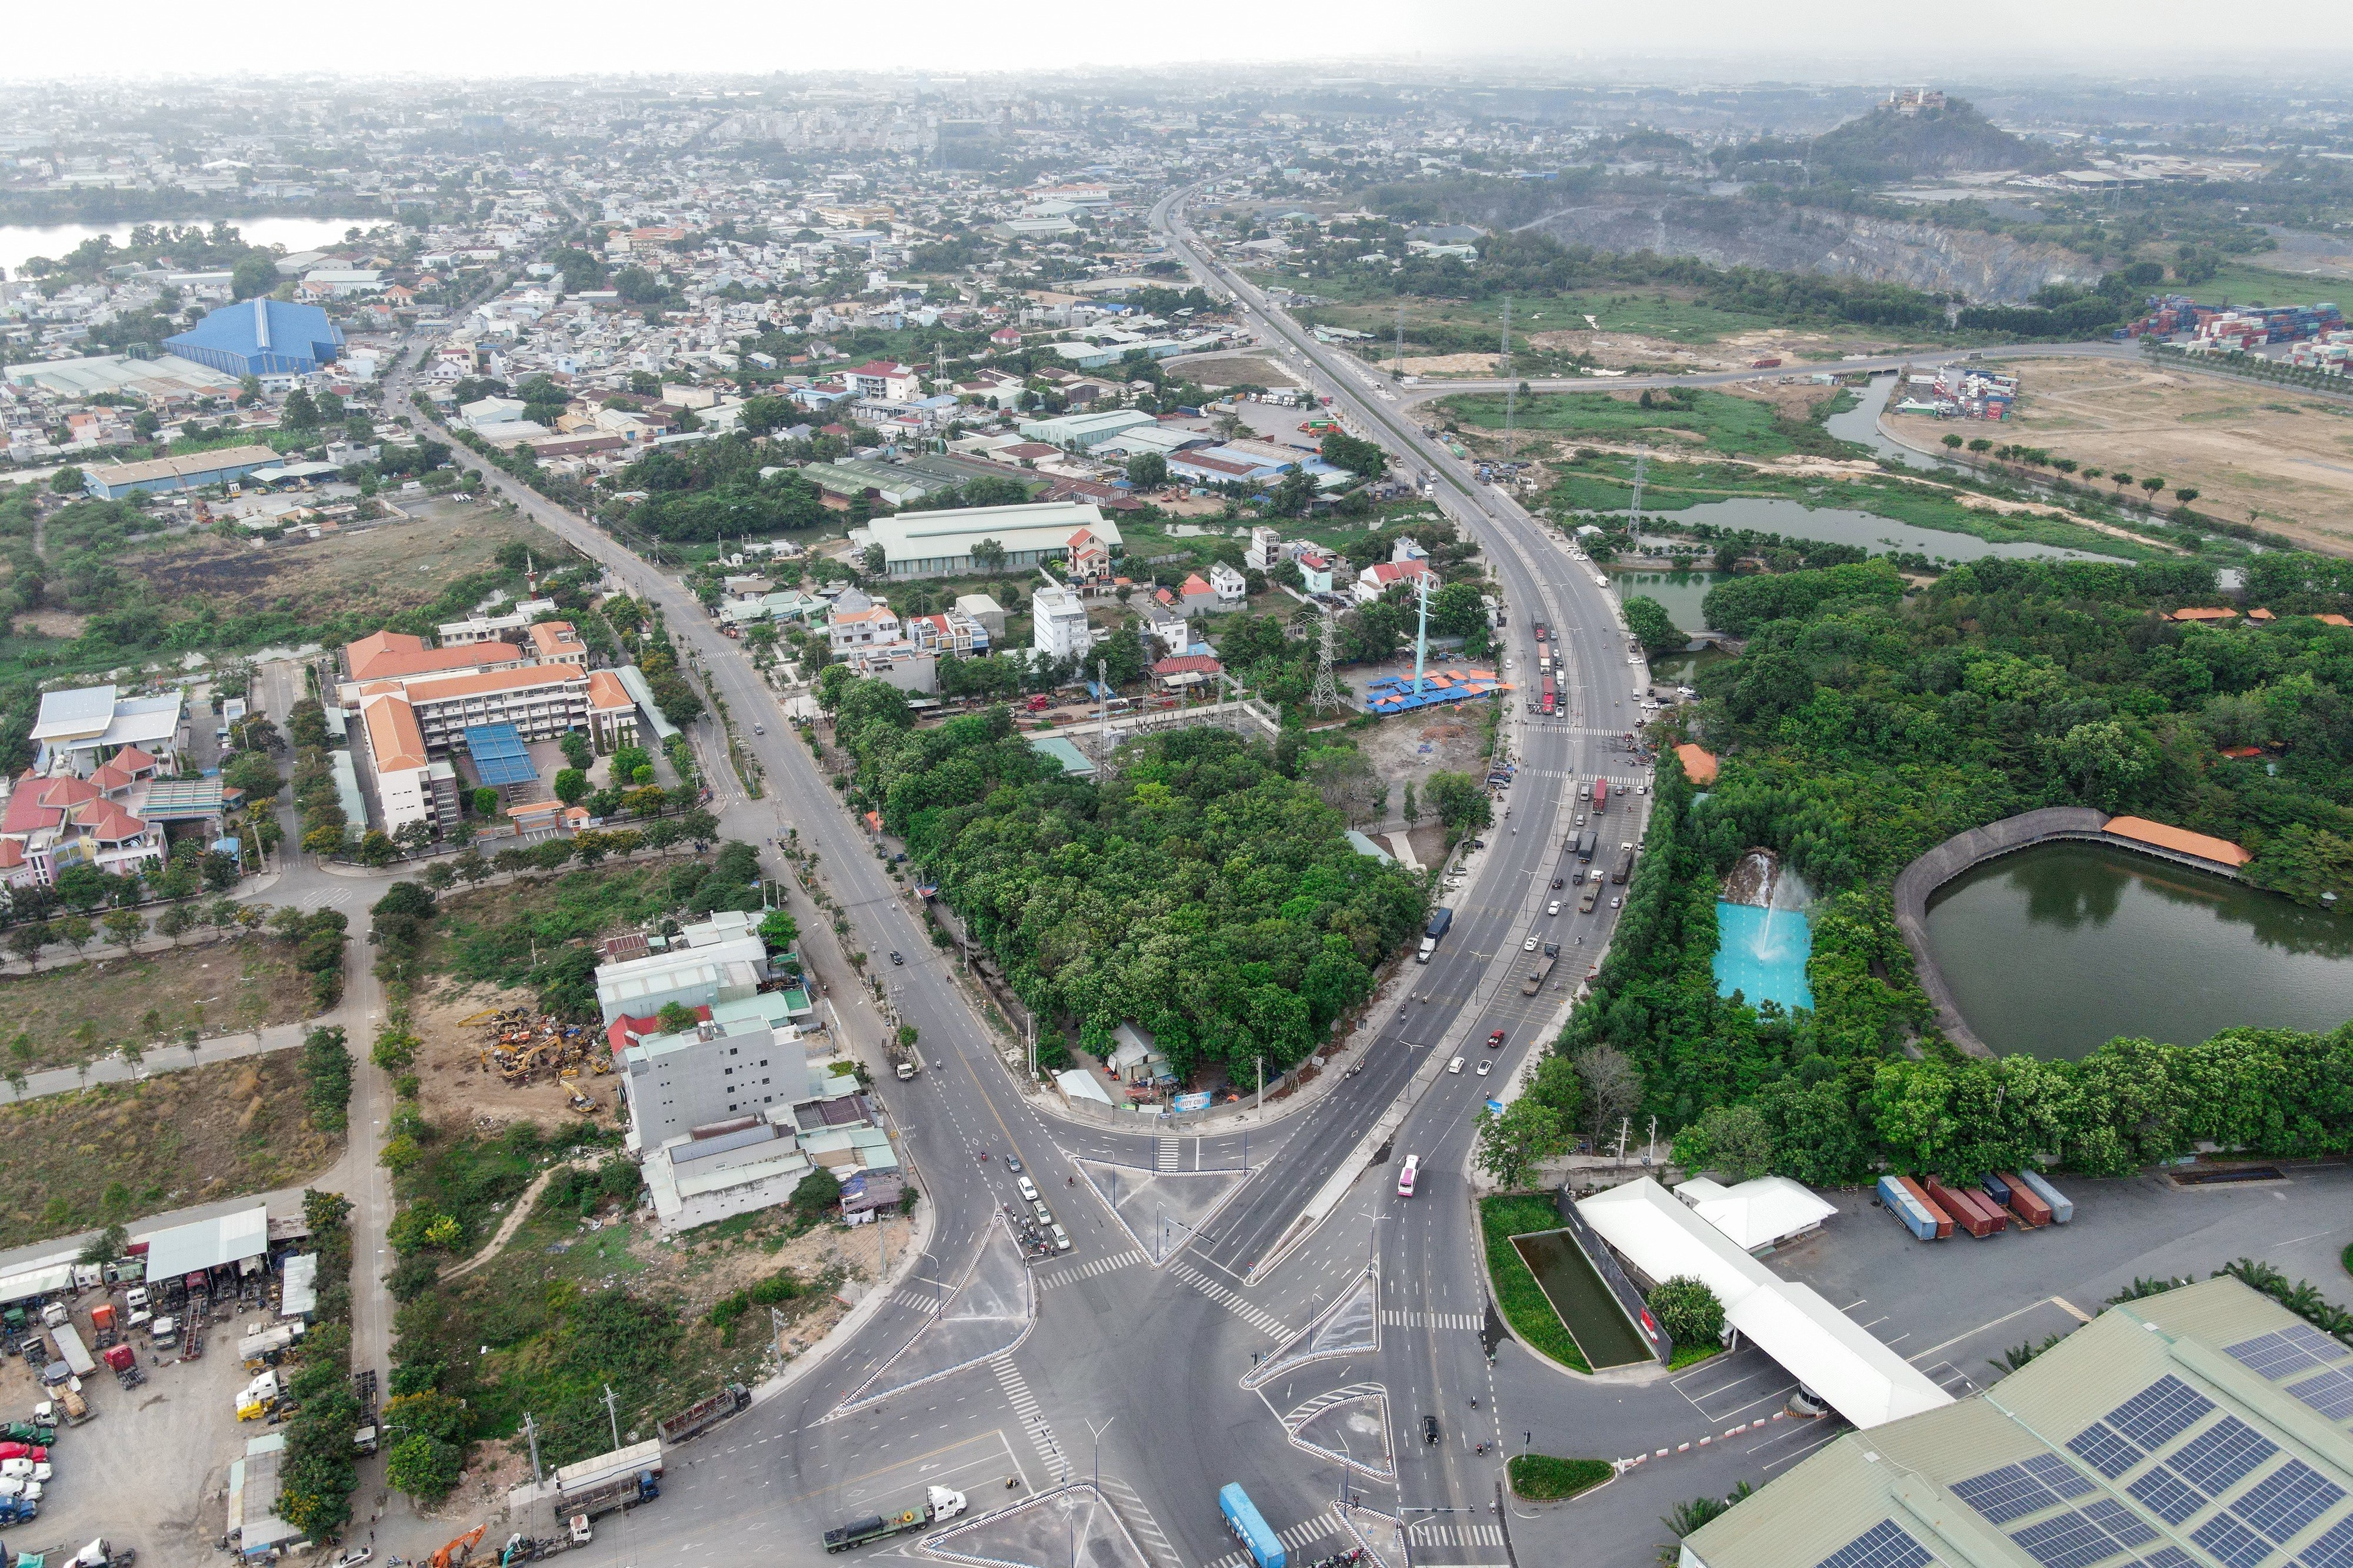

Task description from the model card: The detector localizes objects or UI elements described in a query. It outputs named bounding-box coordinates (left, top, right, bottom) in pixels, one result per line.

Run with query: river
left=0, top=217, right=386, bottom=278
left=1922, top=843, right=2352, bottom=1060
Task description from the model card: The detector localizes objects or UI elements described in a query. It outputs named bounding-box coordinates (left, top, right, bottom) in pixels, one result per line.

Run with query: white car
left=1611, top=897, right=1623, bottom=908
left=1016, top=1176, right=1039, bottom=1203
left=1523, top=935, right=1539, bottom=952
left=1447, top=1056, right=1465, bottom=1074
left=1476, top=1060, right=1493, bottom=1077
left=1546, top=900, right=1562, bottom=916
left=1050, top=1224, right=1072, bottom=1253
left=1, top=1458, right=48, bottom=1482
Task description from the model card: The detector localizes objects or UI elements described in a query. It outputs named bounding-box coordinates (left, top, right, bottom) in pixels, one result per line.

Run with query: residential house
left=1209, top=562, right=1247, bottom=605
left=825, top=588, right=902, bottom=655
left=1033, top=585, right=1094, bottom=661
left=1244, top=525, right=1284, bottom=571
left=843, top=360, right=923, bottom=401
left=1353, top=557, right=1432, bottom=605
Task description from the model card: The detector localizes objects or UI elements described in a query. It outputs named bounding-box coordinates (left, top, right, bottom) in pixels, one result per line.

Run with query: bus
left=1397, top=1154, right=1420, bottom=1199
left=1219, top=1484, right=1286, bottom=1568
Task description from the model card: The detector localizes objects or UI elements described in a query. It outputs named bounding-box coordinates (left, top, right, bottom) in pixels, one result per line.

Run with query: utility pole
left=771, top=1304, right=794, bottom=1367
left=1412, top=568, right=1431, bottom=700
left=601, top=1383, right=622, bottom=1451
left=522, top=1411, right=543, bottom=1485
left=1254, top=1054, right=1264, bottom=1114
left=1629, top=446, right=1648, bottom=531
left=1500, top=295, right=1516, bottom=465
left=1393, top=297, right=1405, bottom=379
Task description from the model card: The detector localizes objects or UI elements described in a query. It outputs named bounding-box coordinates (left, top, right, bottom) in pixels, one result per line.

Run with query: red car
left=0, top=1443, right=46, bottom=1463
left=1486, top=1030, right=1506, bottom=1050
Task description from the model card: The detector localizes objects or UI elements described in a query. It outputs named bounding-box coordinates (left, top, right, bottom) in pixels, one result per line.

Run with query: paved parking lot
left=1506, top=1163, right=2353, bottom=1568
left=0, top=1289, right=282, bottom=1559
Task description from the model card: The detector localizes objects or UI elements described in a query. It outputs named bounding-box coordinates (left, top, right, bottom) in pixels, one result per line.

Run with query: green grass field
left=1445, top=389, right=1835, bottom=460
left=1254, top=272, right=1783, bottom=357
left=2172, top=261, right=2350, bottom=309
left=1480, top=1194, right=1592, bottom=1374
left=1538, top=455, right=2169, bottom=561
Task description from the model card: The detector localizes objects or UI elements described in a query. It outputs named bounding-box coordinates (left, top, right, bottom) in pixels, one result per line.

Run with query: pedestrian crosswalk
left=1168, top=1261, right=1290, bottom=1339
left=1379, top=1309, right=1482, bottom=1331
left=1409, top=1521, right=1507, bottom=1547
left=1036, top=1250, right=1146, bottom=1292
left=989, top=1353, right=1065, bottom=1477
left=1097, top=1474, right=1184, bottom=1568
left=1156, top=1138, right=1181, bottom=1172
left=1281, top=1381, right=1386, bottom=1434
left=1207, top=1507, right=1347, bottom=1568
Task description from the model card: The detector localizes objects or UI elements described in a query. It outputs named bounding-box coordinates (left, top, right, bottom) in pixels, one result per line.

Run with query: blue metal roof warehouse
left=164, top=298, right=345, bottom=378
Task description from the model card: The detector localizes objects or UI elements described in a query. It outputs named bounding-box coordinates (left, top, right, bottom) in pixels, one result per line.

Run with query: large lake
left=1666, top=497, right=2129, bottom=565
left=0, top=217, right=385, bottom=277
left=1922, top=843, right=2352, bottom=1060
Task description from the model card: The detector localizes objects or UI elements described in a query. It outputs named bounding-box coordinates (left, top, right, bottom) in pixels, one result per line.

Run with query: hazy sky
left=9, top=0, right=2351, bottom=81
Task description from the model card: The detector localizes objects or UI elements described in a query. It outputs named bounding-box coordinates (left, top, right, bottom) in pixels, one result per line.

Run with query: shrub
left=1648, top=1275, right=1725, bottom=1350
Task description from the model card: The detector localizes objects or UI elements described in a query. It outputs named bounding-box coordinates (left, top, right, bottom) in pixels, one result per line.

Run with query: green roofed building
left=1680, top=1276, right=2353, bottom=1568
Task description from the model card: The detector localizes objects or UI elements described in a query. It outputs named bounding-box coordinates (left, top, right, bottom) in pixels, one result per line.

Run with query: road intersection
left=378, top=199, right=1669, bottom=1568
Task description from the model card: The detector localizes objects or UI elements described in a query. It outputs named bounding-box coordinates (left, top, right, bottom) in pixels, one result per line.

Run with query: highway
left=1149, top=183, right=1659, bottom=1550
left=379, top=202, right=1653, bottom=1566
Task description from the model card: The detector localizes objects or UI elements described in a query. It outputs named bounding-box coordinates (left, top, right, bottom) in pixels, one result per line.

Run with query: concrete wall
left=1890, top=808, right=2111, bottom=1058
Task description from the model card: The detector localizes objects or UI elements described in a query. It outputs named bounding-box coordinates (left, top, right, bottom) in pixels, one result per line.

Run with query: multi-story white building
left=1032, top=585, right=1094, bottom=661
left=1244, top=525, right=1284, bottom=571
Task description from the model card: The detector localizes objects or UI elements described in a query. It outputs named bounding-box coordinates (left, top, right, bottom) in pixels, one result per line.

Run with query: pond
left=0, top=217, right=387, bottom=278
left=1822, top=372, right=1957, bottom=473
left=1511, top=1229, right=1655, bottom=1370
left=1611, top=567, right=1729, bottom=632
left=1669, top=497, right=2131, bottom=565
left=1923, top=843, right=2353, bottom=1060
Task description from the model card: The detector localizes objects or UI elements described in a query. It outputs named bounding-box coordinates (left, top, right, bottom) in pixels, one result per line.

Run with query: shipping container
left=1925, top=1179, right=2002, bottom=1239
left=1893, top=1176, right=1952, bottom=1239
left=1952, top=1180, right=2010, bottom=1236
left=1995, top=1173, right=2053, bottom=1229
left=1978, top=1172, right=2013, bottom=1208
left=1876, top=1176, right=1940, bottom=1242
left=2016, top=1168, right=2074, bottom=1224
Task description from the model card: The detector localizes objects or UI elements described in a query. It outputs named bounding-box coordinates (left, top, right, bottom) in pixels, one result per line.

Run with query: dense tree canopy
left=1572, top=551, right=2353, bottom=1180
left=831, top=691, right=1427, bottom=1082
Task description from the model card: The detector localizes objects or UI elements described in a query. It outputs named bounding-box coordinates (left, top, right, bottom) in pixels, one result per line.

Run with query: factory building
left=163, top=298, right=346, bottom=378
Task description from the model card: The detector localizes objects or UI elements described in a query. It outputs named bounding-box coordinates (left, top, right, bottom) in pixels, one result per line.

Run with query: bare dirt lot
left=410, top=981, right=620, bottom=1130
left=0, top=937, right=312, bottom=1068
left=127, top=501, right=567, bottom=621
left=0, top=1054, right=340, bottom=1250
left=1888, top=357, right=2353, bottom=554
left=1176, top=353, right=1302, bottom=389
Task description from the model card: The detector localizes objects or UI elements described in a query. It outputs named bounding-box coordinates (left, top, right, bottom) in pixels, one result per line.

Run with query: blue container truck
left=1219, top=1483, right=1286, bottom=1568
left=2016, top=1169, right=2074, bottom=1224
left=1876, top=1175, right=1940, bottom=1242
left=1417, top=908, right=1452, bottom=964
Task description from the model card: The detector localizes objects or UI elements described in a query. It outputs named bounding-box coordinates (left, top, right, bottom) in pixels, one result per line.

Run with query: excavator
left=427, top=1524, right=487, bottom=1568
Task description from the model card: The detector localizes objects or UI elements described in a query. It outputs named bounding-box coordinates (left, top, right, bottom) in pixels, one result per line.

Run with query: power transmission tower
left=1393, top=298, right=1405, bottom=379
left=1309, top=612, right=1342, bottom=714
left=1499, top=295, right=1516, bottom=465
left=1628, top=446, right=1648, bottom=529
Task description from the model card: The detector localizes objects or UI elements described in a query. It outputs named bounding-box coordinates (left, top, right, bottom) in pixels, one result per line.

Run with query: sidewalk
left=3, top=1019, right=317, bottom=1104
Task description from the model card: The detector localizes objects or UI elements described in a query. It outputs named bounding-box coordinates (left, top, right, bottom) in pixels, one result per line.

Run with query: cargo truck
left=1575, top=830, right=1597, bottom=862
left=556, top=1467, right=659, bottom=1526
left=657, top=1383, right=748, bottom=1446
left=52, top=1324, right=95, bottom=1380
left=1520, top=955, right=1556, bottom=995
left=1611, top=848, right=1634, bottom=885
left=1577, top=884, right=1599, bottom=914
left=1592, top=779, right=1609, bottom=812
left=1416, top=907, right=1452, bottom=963
left=821, top=1487, right=967, bottom=1552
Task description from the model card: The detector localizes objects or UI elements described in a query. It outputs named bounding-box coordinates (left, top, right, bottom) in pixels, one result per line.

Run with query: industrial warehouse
left=1681, top=1277, right=2353, bottom=1568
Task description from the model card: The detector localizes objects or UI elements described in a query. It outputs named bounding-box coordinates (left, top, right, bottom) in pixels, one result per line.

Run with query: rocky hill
left=1805, top=97, right=2045, bottom=184
left=1520, top=199, right=2099, bottom=304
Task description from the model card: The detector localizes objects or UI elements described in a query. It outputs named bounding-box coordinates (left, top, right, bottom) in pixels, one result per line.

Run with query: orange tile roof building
left=1675, top=744, right=1720, bottom=785
left=2103, top=815, right=2252, bottom=868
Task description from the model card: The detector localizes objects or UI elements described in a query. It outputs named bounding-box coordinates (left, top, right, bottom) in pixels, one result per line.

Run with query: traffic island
left=1506, top=1454, right=1615, bottom=1501
left=831, top=1215, right=1033, bottom=1414
left=923, top=1481, right=1154, bottom=1568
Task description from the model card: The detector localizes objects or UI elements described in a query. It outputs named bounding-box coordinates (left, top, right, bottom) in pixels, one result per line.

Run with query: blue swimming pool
left=1713, top=901, right=1815, bottom=1011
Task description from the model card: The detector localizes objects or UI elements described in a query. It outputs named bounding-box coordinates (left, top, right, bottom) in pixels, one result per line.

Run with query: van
left=1397, top=1155, right=1420, bottom=1198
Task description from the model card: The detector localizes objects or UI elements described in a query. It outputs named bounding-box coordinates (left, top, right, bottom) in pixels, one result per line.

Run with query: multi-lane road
left=380, top=196, right=1662, bottom=1567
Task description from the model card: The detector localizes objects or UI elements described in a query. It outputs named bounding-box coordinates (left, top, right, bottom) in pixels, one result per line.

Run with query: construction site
left=408, top=993, right=624, bottom=1130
